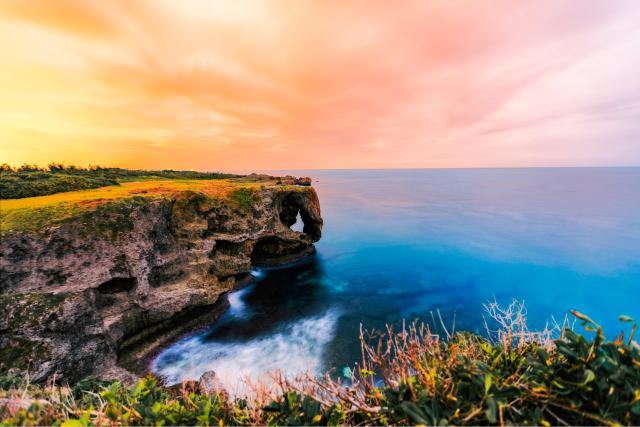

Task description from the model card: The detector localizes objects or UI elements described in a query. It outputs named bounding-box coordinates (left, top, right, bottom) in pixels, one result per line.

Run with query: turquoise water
left=152, top=168, right=640, bottom=388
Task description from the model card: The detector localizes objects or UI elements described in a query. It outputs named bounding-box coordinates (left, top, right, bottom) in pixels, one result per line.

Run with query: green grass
left=230, top=187, right=260, bottom=212
left=0, top=173, right=118, bottom=199
left=1, top=311, right=638, bottom=426
left=0, top=167, right=239, bottom=199
left=0, top=179, right=299, bottom=235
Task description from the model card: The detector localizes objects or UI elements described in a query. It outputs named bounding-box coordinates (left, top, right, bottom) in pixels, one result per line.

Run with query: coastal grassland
left=0, top=179, right=295, bottom=235
left=0, top=164, right=238, bottom=199
left=1, top=307, right=638, bottom=426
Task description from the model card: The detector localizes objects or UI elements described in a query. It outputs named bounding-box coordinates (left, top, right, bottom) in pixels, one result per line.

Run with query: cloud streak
left=1, top=0, right=639, bottom=169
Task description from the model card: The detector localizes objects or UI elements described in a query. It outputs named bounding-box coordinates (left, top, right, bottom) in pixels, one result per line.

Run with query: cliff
left=0, top=177, right=322, bottom=383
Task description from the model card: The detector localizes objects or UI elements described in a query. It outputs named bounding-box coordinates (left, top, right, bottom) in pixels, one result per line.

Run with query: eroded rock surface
left=0, top=183, right=322, bottom=383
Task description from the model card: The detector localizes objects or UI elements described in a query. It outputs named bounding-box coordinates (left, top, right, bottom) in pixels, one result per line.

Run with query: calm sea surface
left=152, top=168, right=640, bottom=390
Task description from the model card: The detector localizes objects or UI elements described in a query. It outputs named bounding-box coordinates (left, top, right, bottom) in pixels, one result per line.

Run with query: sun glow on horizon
left=1, top=0, right=640, bottom=170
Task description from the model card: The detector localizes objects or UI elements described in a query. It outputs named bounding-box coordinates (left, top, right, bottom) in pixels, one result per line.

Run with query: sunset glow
left=1, top=0, right=640, bottom=170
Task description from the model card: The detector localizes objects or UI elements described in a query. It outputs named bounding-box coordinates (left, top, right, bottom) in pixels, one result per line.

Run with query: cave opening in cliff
left=290, top=210, right=304, bottom=232
left=212, top=240, right=245, bottom=256
left=97, top=277, right=137, bottom=294
left=250, top=236, right=312, bottom=266
left=279, top=193, right=321, bottom=239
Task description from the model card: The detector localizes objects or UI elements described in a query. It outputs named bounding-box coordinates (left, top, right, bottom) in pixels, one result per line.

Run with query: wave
left=151, top=308, right=341, bottom=395
left=250, top=268, right=265, bottom=278
left=226, top=286, right=251, bottom=318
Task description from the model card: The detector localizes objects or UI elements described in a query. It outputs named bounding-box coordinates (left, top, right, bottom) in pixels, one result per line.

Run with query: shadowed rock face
left=0, top=185, right=322, bottom=383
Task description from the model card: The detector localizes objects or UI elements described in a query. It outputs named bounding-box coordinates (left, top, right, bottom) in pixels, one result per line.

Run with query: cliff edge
left=0, top=176, right=322, bottom=383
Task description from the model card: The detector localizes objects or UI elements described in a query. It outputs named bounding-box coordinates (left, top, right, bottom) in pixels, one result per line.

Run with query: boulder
left=198, top=370, right=226, bottom=398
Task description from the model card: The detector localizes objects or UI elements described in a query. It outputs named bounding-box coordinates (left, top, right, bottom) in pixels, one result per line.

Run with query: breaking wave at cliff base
left=151, top=307, right=340, bottom=395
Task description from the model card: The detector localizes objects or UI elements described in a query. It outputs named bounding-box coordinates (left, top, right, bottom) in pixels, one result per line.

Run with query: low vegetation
left=0, top=179, right=290, bottom=235
left=0, top=163, right=314, bottom=235
left=1, top=303, right=638, bottom=426
left=0, top=163, right=238, bottom=199
left=230, top=187, right=260, bottom=212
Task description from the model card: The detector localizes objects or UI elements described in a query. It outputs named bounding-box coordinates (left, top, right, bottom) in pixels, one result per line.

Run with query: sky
left=1, top=0, right=640, bottom=170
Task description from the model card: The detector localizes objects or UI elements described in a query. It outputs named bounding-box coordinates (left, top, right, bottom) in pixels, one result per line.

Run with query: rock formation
left=0, top=182, right=322, bottom=383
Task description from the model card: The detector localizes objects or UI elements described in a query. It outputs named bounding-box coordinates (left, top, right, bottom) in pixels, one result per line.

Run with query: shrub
left=1, top=308, right=638, bottom=426
left=230, top=188, right=259, bottom=212
left=0, top=164, right=239, bottom=199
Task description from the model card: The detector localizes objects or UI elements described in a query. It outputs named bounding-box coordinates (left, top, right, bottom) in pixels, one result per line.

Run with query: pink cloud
left=0, top=0, right=639, bottom=169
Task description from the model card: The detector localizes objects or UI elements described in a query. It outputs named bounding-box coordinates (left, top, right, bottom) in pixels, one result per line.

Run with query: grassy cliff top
left=0, top=165, right=240, bottom=199
left=0, top=178, right=308, bottom=235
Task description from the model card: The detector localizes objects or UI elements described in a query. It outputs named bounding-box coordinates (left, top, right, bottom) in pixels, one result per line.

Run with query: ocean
left=152, top=167, right=640, bottom=391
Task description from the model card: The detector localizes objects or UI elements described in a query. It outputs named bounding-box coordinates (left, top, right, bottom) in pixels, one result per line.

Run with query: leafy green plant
left=262, top=391, right=347, bottom=426
left=1, top=310, right=638, bottom=426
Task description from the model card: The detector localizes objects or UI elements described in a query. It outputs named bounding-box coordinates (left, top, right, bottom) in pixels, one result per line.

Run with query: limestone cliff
left=0, top=181, right=322, bottom=383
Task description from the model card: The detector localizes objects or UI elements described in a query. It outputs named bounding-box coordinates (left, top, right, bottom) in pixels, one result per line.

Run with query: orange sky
left=1, top=0, right=640, bottom=170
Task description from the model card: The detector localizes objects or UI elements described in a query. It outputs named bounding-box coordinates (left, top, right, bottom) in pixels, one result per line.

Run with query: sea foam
left=151, top=308, right=340, bottom=395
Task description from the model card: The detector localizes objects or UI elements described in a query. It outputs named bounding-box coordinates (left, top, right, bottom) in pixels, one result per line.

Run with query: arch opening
left=97, top=277, right=136, bottom=294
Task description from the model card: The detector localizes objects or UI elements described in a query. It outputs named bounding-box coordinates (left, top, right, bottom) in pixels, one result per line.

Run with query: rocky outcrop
left=0, top=183, right=322, bottom=383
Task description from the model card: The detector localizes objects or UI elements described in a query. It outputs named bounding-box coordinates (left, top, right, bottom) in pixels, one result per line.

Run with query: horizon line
left=224, top=165, right=640, bottom=173
left=4, top=163, right=640, bottom=173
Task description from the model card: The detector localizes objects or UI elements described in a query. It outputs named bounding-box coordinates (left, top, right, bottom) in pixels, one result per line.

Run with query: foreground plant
left=295, top=306, right=639, bottom=426
left=1, top=303, right=639, bottom=426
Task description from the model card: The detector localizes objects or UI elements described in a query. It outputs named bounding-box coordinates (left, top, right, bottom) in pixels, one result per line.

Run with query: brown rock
left=0, top=182, right=323, bottom=384
left=198, top=370, right=226, bottom=398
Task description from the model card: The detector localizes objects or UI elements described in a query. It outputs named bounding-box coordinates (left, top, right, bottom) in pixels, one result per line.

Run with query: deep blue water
left=153, top=168, right=640, bottom=389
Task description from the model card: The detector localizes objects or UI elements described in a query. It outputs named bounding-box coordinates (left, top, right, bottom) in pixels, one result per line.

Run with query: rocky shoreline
left=0, top=177, right=322, bottom=384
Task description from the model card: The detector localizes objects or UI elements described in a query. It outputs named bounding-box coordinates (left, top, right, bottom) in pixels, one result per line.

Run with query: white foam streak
left=227, top=287, right=250, bottom=318
left=151, top=309, right=340, bottom=395
left=250, top=268, right=264, bottom=278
